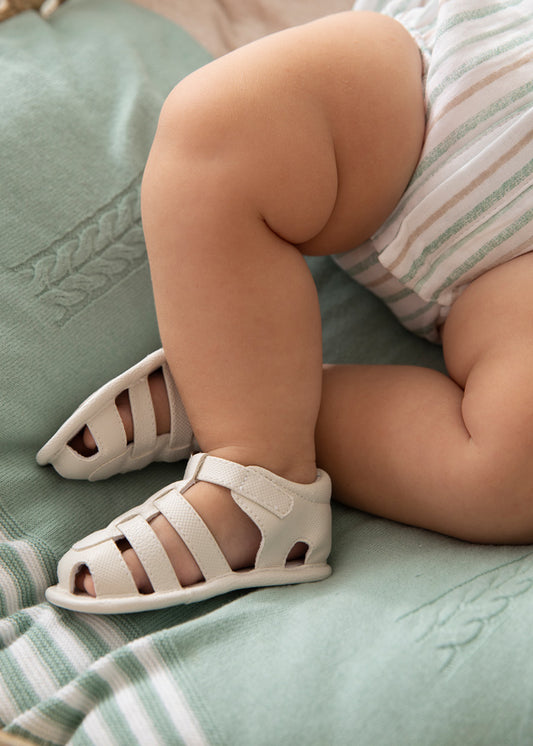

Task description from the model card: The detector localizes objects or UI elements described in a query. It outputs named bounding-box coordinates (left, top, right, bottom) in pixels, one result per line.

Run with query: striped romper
left=335, top=0, right=533, bottom=342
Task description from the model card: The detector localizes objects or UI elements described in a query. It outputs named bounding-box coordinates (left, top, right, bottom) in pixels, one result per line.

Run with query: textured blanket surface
left=2, top=2, right=533, bottom=745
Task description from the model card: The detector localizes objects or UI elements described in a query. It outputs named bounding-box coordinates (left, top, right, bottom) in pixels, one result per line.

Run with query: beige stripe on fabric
left=384, top=128, right=533, bottom=276
left=428, top=55, right=530, bottom=131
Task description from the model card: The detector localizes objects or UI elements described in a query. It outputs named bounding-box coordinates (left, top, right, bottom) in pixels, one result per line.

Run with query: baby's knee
left=141, top=69, right=239, bottom=236
left=144, top=53, right=339, bottom=246
left=144, top=66, right=270, bottom=210
left=150, top=70, right=232, bottom=166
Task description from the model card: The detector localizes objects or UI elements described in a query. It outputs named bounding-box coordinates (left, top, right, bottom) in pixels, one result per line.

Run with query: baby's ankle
left=201, top=446, right=318, bottom=485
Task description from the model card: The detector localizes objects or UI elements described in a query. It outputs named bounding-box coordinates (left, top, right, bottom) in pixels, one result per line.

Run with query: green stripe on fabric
left=4, top=607, right=127, bottom=683
left=7, top=726, right=55, bottom=746
left=413, top=165, right=533, bottom=292
left=0, top=619, right=82, bottom=726
left=25, top=624, right=80, bottom=686
left=433, top=1, right=528, bottom=46
left=114, top=647, right=188, bottom=746
left=0, top=649, right=38, bottom=716
left=0, top=616, right=20, bottom=651
left=0, top=547, right=34, bottom=611
left=70, top=729, right=103, bottom=746
left=381, top=285, right=418, bottom=306
left=69, top=730, right=96, bottom=746
left=94, top=681, right=147, bottom=746
left=57, top=612, right=126, bottom=662
left=386, top=97, right=533, bottom=251
left=151, top=633, right=214, bottom=746
left=77, top=669, right=114, bottom=703
left=10, top=606, right=127, bottom=684
left=403, top=158, right=533, bottom=286
left=435, top=13, right=533, bottom=68
left=80, top=699, right=135, bottom=746
left=0, top=611, right=41, bottom=654
left=0, top=503, right=57, bottom=583
left=0, top=606, right=154, bottom=743
left=388, top=96, right=533, bottom=234
left=335, top=247, right=379, bottom=277
left=0, top=586, right=12, bottom=620
left=419, top=184, right=533, bottom=295
left=399, top=300, right=439, bottom=324
left=428, top=31, right=533, bottom=111
left=76, top=668, right=141, bottom=744
left=417, top=79, right=533, bottom=183
left=434, top=202, right=533, bottom=299
left=34, top=698, right=88, bottom=735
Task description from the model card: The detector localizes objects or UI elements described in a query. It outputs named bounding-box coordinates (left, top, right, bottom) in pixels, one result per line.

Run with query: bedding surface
left=1, top=1, right=533, bottom=745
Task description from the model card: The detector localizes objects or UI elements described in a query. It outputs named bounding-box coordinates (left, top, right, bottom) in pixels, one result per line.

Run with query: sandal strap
left=129, top=377, right=157, bottom=458
left=117, top=513, right=179, bottom=592
left=78, top=539, right=138, bottom=597
left=155, top=489, right=232, bottom=581
left=184, top=453, right=294, bottom=518
left=37, top=347, right=195, bottom=481
left=162, top=361, right=194, bottom=451
left=86, top=404, right=127, bottom=457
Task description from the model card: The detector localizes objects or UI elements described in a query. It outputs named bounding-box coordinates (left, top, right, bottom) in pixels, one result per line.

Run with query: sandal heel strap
left=162, top=362, right=194, bottom=450
left=129, top=377, right=157, bottom=457
left=186, top=453, right=294, bottom=517
left=184, top=453, right=330, bottom=517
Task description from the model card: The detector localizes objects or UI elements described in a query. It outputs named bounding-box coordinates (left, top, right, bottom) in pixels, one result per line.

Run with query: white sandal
left=36, top=349, right=194, bottom=481
left=45, top=453, right=332, bottom=613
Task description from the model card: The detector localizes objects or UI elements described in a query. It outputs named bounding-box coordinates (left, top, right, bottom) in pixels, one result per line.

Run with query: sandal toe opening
left=67, top=428, right=99, bottom=458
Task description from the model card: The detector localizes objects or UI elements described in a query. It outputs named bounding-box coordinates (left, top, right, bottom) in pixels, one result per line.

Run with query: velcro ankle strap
left=184, top=453, right=294, bottom=518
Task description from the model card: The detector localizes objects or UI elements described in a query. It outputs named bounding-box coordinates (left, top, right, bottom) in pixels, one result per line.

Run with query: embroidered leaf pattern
left=11, top=175, right=146, bottom=326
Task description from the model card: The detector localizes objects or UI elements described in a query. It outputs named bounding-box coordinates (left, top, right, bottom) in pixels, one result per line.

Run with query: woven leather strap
left=184, top=453, right=294, bottom=518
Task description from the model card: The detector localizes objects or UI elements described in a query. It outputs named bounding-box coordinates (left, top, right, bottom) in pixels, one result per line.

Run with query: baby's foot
left=43, top=452, right=333, bottom=611
left=69, top=370, right=171, bottom=456
left=60, top=369, right=314, bottom=597
left=75, top=479, right=308, bottom=596
left=66, top=372, right=300, bottom=593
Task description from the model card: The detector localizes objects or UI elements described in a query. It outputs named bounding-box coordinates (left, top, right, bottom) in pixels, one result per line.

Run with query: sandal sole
left=45, top=562, right=332, bottom=613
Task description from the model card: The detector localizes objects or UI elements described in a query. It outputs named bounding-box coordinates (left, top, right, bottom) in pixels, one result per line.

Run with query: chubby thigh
left=152, top=10, right=426, bottom=258
left=315, top=252, right=533, bottom=545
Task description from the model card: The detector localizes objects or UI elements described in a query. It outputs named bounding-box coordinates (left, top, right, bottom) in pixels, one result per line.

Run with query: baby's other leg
left=317, top=253, right=533, bottom=544
left=76, top=12, right=424, bottom=595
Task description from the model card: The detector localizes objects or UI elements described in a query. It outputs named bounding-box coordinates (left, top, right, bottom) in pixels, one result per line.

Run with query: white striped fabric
left=336, top=0, right=533, bottom=341
left=0, top=459, right=210, bottom=746
left=0, top=602, right=210, bottom=745
left=0, top=520, right=209, bottom=745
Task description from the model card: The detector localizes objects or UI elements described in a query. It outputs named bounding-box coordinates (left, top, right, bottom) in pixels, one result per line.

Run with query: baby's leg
left=317, top=253, right=533, bottom=544
left=78, top=11, right=424, bottom=594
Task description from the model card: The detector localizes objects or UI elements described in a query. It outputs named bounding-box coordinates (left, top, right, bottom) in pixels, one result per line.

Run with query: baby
left=38, top=0, right=533, bottom=613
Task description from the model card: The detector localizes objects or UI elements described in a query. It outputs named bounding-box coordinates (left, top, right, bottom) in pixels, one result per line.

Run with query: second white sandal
left=36, top=349, right=194, bottom=481
left=45, top=452, right=333, bottom=613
